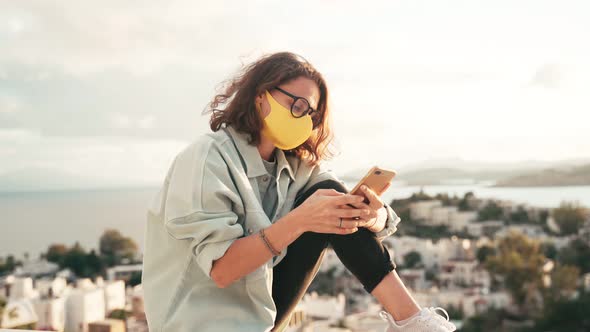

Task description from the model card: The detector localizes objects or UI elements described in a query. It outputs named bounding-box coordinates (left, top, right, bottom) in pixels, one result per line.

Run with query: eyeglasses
left=273, top=86, right=319, bottom=120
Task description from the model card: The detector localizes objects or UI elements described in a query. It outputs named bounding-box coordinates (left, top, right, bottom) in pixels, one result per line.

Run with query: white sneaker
left=379, top=307, right=457, bottom=332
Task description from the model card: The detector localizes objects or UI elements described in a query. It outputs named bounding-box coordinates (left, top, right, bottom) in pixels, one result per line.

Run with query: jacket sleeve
left=374, top=203, right=402, bottom=241
left=163, top=141, right=244, bottom=279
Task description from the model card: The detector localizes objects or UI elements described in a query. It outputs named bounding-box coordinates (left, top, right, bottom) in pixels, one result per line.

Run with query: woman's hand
left=343, top=184, right=391, bottom=232
left=290, top=189, right=370, bottom=235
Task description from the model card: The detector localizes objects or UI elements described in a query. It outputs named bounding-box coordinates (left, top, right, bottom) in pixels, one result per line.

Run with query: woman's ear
left=255, top=92, right=267, bottom=112
left=255, top=91, right=265, bottom=104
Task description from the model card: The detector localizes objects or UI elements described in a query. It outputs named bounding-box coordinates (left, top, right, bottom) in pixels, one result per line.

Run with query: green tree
left=86, top=249, right=106, bottom=277
left=478, top=201, right=504, bottom=221
left=444, top=303, right=464, bottom=320
left=0, top=255, right=17, bottom=274
left=63, top=242, right=88, bottom=276
left=532, top=290, right=590, bottom=332
left=460, top=308, right=509, bottom=332
left=408, top=189, right=433, bottom=202
left=458, top=191, right=476, bottom=211
left=435, top=193, right=460, bottom=207
left=99, top=229, right=139, bottom=266
left=544, top=264, right=580, bottom=302
left=508, top=205, right=530, bottom=224
left=486, top=232, right=545, bottom=311
left=552, top=201, right=588, bottom=235
left=403, top=251, right=422, bottom=269
left=557, top=238, right=590, bottom=273
left=46, top=244, right=68, bottom=267
left=540, top=242, right=558, bottom=260
left=476, top=245, right=495, bottom=264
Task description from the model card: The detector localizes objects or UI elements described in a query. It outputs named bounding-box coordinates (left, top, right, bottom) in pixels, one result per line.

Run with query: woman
left=142, top=52, right=456, bottom=332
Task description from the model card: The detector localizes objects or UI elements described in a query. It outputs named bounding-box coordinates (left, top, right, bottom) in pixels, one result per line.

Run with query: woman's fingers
left=333, top=227, right=358, bottom=234
left=337, top=218, right=360, bottom=229
left=342, top=201, right=371, bottom=210
left=333, top=207, right=369, bottom=219
left=314, top=224, right=358, bottom=235
left=329, top=194, right=365, bottom=207
left=315, top=188, right=346, bottom=196
left=359, top=185, right=384, bottom=209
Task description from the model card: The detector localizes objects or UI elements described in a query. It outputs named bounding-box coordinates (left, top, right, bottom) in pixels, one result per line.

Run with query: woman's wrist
left=277, top=210, right=307, bottom=239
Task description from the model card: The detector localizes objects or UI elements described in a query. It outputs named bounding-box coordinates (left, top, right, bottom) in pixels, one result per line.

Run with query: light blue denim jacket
left=142, top=125, right=401, bottom=332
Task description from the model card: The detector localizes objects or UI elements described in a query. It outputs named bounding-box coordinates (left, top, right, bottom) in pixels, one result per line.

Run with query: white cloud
left=0, top=95, right=25, bottom=114
left=0, top=128, right=40, bottom=141
left=1, top=0, right=590, bottom=188
left=108, top=113, right=157, bottom=130
left=108, top=113, right=131, bottom=129
left=138, top=115, right=155, bottom=129
left=0, top=131, right=188, bottom=187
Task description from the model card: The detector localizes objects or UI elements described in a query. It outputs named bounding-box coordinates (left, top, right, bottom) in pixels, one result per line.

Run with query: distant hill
left=3, top=158, right=590, bottom=192
left=340, top=158, right=590, bottom=187
left=494, top=164, right=590, bottom=187
left=392, top=167, right=518, bottom=186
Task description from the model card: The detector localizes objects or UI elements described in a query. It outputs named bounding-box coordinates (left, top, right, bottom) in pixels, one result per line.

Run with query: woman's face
left=256, top=76, right=320, bottom=121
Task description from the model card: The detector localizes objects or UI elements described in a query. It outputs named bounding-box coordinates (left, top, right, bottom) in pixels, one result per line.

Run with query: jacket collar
left=224, top=125, right=295, bottom=181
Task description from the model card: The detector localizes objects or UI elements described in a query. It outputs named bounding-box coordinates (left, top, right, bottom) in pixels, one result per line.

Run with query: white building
left=103, top=280, right=126, bottom=314
left=106, top=264, right=143, bottom=281
left=14, top=259, right=59, bottom=278
left=1, top=274, right=129, bottom=332
left=398, top=268, right=427, bottom=291
left=460, top=291, right=511, bottom=317
left=127, top=284, right=145, bottom=320
left=409, top=200, right=443, bottom=221
left=430, top=206, right=459, bottom=225
left=495, top=225, right=547, bottom=240
left=0, top=298, right=39, bottom=329
left=388, top=236, right=468, bottom=269
left=449, top=211, right=478, bottom=232
left=411, top=288, right=510, bottom=318
left=35, top=277, right=68, bottom=298
left=343, top=311, right=389, bottom=332
left=32, top=296, right=67, bottom=331
left=64, top=287, right=106, bottom=332
left=466, top=220, right=504, bottom=237
left=9, top=277, right=39, bottom=300
left=408, top=200, right=477, bottom=231
left=300, top=292, right=346, bottom=320
left=318, top=248, right=345, bottom=274
left=439, top=259, right=490, bottom=290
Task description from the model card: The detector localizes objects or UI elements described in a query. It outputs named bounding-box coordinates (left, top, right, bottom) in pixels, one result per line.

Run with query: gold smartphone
left=348, top=166, right=397, bottom=205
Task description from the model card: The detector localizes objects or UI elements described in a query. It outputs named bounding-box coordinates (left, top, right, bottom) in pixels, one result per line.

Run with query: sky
left=1, top=0, right=589, bottom=189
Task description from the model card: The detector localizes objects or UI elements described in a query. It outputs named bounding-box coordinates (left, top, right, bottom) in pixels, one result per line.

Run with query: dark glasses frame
left=273, top=86, right=319, bottom=119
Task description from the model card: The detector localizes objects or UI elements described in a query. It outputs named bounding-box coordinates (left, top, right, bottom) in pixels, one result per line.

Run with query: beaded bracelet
left=259, top=228, right=281, bottom=256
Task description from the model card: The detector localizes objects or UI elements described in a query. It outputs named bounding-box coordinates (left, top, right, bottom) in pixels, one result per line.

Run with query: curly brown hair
left=202, top=51, right=337, bottom=166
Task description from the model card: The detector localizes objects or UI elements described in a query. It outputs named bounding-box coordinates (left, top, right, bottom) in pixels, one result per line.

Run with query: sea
left=1, top=183, right=589, bottom=259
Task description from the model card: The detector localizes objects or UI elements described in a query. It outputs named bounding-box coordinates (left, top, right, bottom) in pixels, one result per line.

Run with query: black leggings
left=271, top=179, right=396, bottom=329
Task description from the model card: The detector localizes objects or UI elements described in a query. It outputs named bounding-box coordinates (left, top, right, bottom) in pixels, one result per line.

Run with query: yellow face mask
left=257, top=90, right=313, bottom=150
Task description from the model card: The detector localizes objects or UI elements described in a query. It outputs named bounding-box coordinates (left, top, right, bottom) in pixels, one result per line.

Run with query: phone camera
left=375, top=170, right=382, bottom=175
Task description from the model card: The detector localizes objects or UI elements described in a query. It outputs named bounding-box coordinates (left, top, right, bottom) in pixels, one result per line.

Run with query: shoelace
left=427, top=307, right=456, bottom=331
